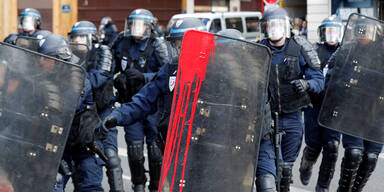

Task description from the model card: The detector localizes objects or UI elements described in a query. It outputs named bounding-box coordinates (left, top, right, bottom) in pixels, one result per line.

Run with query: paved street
left=67, top=126, right=384, bottom=192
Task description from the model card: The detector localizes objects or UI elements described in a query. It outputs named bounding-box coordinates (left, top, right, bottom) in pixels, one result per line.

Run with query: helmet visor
left=324, top=26, right=343, bottom=43
left=124, top=19, right=151, bottom=39
left=266, top=17, right=290, bottom=40
left=356, top=24, right=376, bottom=41
left=68, top=34, right=91, bottom=47
left=18, top=16, right=36, bottom=32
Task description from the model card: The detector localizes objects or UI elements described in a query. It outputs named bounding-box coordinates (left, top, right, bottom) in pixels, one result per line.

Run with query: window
left=246, top=17, right=260, bottom=32
left=209, top=19, right=222, bottom=33
left=225, top=17, right=243, bottom=32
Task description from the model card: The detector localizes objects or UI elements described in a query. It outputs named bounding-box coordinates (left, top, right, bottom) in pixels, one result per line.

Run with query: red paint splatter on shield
left=158, top=30, right=217, bottom=192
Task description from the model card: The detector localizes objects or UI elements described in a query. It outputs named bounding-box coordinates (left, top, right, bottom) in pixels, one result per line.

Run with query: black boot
left=105, top=148, right=125, bottom=192
left=256, top=174, right=277, bottom=192
left=127, top=141, right=146, bottom=192
left=337, top=148, right=363, bottom=192
left=316, top=140, right=339, bottom=192
left=351, top=152, right=379, bottom=192
left=280, top=162, right=294, bottom=192
left=147, top=141, right=163, bottom=192
left=299, top=146, right=321, bottom=185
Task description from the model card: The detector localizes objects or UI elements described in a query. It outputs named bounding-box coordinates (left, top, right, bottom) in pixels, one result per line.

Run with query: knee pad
left=147, top=141, right=163, bottom=162
left=362, top=152, right=379, bottom=171
left=344, top=148, right=363, bottom=168
left=323, top=140, right=339, bottom=160
left=303, top=146, right=320, bottom=161
left=324, top=140, right=339, bottom=152
left=256, top=174, right=277, bottom=192
left=128, top=141, right=144, bottom=161
left=105, top=148, right=121, bottom=169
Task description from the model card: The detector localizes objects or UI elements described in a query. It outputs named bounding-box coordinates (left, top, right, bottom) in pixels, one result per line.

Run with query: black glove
left=103, top=115, right=118, bottom=129
left=290, top=79, right=309, bottom=93
left=114, top=68, right=145, bottom=103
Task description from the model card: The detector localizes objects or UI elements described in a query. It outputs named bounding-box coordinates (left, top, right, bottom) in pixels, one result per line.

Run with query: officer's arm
left=300, top=55, right=325, bottom=94
left=87, top=69, right=110, bottom=89
left=110, top=64, right=169, bottom=126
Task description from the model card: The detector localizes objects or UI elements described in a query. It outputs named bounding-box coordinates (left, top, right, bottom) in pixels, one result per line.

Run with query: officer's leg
left=124, top=122, right=147, bottom=192
left=101, top=108, right=125, bottom=192
left=279, top=111, right=304, bottom=192
left=105, top=147, right=125, bottom=192
left=315, top=127, right=341, bottom=192
left=71, top=152, right=104, bottom=192
left=316, top=139, right=339, bottom=192
left=144, top=112, right=162, bottom=192
left=300, top=107, right=322, bottom=185
left=52, top=154, right=72, bottom=192
left=256, top=139, right=277, bottom=192
left=351, top=141, right=383, bottom=192
left=337, top=135, right=363, bottom=192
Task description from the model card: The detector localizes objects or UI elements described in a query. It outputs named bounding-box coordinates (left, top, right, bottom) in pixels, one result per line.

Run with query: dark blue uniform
left=112, top=36, right=166, bottom=144
left=88, top=66, right=118, bottom=152
left=110, top=63, right=169, bottom=127
left=304, top=43, right=341, bottom=151
left=261, top=38, right=324, bottom=157
left=53, top=77, right=104, bottom=192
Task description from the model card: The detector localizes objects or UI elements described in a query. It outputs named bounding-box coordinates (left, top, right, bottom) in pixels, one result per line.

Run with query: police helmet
left=167, top=17, right=205, bottom=41
left=260, top=7, right=291, bottom=40
left=354, top=17, right=378, bottom=42
left=216, top=29, right=244, bottom=40
left=318, top=15, right=343, bottom=44
left=18, top=8, right=42, bottom=31
left=38, top=34, right=72, bottom=61
left=124, top=9, right=155, bottom=40
left=68, top=21, right=98, bottom=46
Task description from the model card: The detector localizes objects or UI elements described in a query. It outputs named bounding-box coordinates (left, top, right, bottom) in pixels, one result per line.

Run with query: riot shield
left=159, top=30, right=271, bottom=192
left=15, top=36, right=40, bottom=51
left=0, top=42, right=86, bottom=191
left=318, top=14, right=384, bottom=143
left=69, top=42, right=89, bottom=68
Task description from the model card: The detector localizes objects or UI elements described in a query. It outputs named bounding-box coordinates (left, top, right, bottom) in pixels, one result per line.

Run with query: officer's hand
left=103, top=115, right=118, bottom=129
left=126, top=68, right=145, bottom=83
left=290, top=79, right=309, bottom=93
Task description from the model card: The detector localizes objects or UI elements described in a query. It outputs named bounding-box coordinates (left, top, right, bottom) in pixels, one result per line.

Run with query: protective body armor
left=309, top=43, right=339, bottom=107
left=269, top=38, right=311, bottom=113
left=88, top=45, right=114, bottom=112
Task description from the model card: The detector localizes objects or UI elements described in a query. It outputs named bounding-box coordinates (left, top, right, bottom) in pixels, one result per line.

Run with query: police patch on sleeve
left=169, top=76, right=176, bottom=92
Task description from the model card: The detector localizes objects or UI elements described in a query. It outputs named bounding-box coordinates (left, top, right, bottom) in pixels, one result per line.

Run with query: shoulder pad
left=293, top=36, right=321, bottom=70
left=312, top=42, right=320, bottom=50
left=4, top=33, right=18, bottom=45
left=99, top=44, right=111, bottom=52
left=152, top=37, right=170, bottom=65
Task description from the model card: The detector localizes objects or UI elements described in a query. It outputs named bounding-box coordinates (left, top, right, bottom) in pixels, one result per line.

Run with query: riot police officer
left=299, top=15, right=343, bottom=192
left=105, top=17, right=204, bottom=192
left=258, top=7, right=324, bottom=192
left=99, top=16, right=118, bottom=46
left=37, top=34, right=106, bottom=192
left=4, top=8, right=42, bottom=44
left=110, top=9, right=169, bottom=192
left=326, top=18, right=384, bottom=192
left=68, top=20, right=124, bottom=192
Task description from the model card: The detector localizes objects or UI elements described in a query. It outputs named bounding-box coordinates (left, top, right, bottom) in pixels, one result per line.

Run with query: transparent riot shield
left=69, top=42, right=89, bottom=68
left=159, top=30, right=271, bottom=192
left=319, top=14, right=384, bottom=143
left=0, top=42, right=86, bottom=191
left=15, top=36, right=40, bottom=51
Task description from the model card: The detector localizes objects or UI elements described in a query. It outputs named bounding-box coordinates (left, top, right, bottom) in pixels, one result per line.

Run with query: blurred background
left=1, top=0, right=383, bottom=42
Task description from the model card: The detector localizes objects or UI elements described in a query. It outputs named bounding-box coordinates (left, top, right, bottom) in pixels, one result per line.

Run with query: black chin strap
left=269, top=36, right=284, bottom=44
